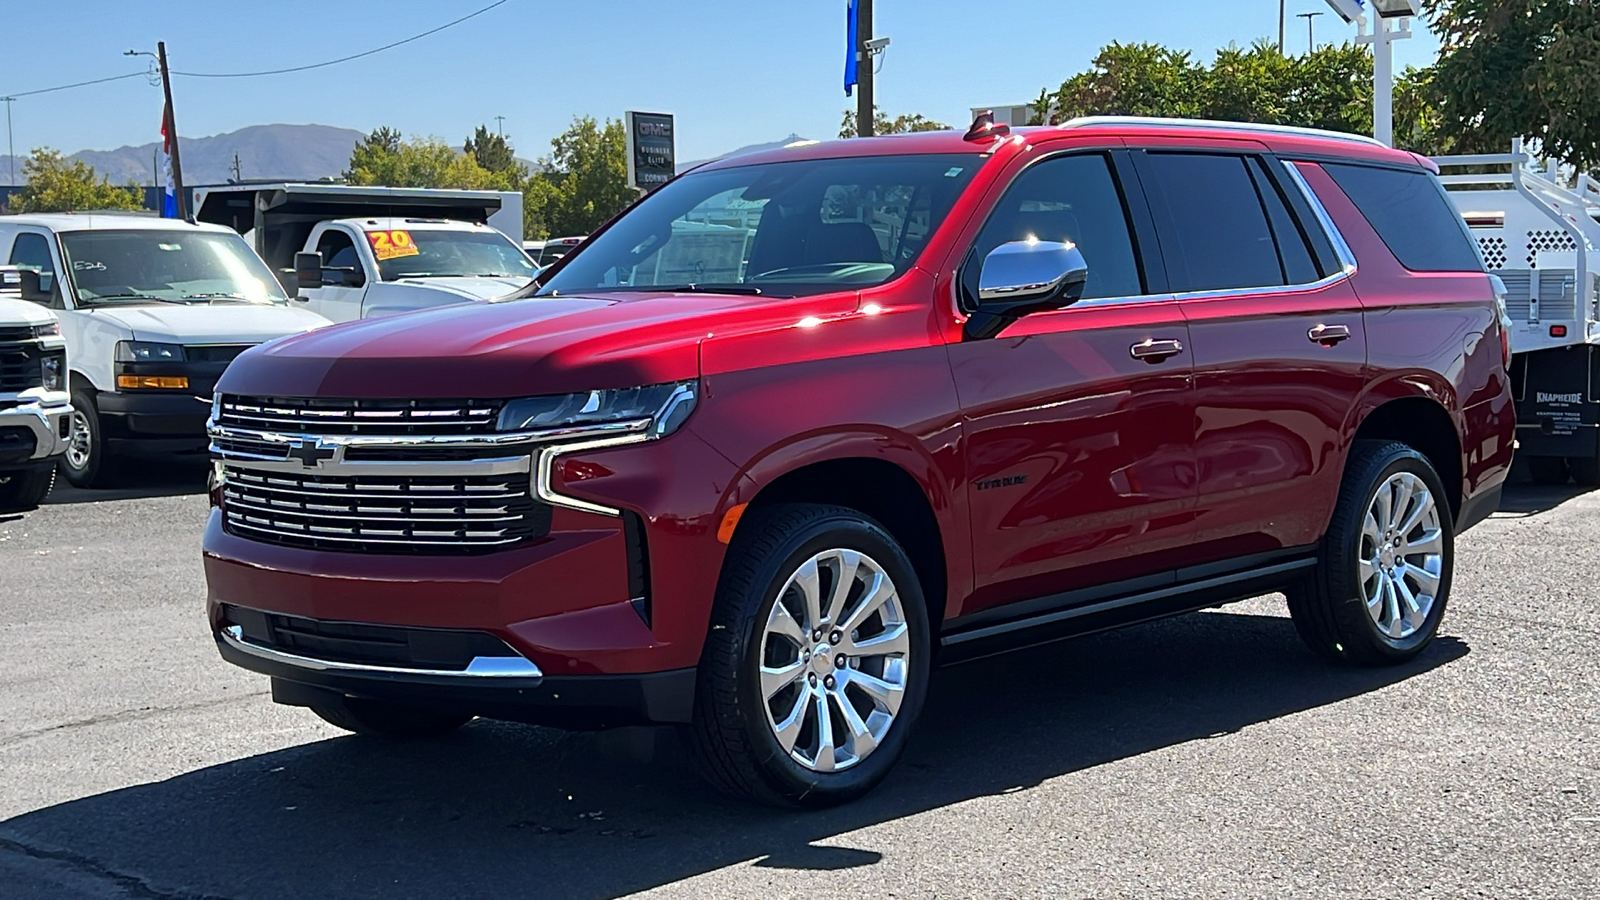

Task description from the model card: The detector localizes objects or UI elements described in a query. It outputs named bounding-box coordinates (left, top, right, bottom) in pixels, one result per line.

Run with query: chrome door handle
left=1308, top=323, right=1352, bottom=346
left=1130, top=338, right=1184, bottom=362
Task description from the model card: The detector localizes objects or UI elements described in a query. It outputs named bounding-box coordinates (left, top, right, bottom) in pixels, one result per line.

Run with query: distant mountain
left=0, top=124, right=365, bottom=187
left=677, top=134, right=817, bottom=172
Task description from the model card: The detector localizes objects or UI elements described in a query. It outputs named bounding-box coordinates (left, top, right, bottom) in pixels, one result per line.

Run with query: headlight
left=497, top=381, right=697, bottom=437
left=32, top=322, right=60, bottom=338
left=116, top=341, right=186, bottom=362
left=39, top=351, right=64, bottom=392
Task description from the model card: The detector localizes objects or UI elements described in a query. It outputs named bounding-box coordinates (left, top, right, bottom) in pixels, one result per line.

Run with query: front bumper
left=215, top=624, right=695, bottom=728
left=0, top=390, right=72, bottom=464
left=98, top=390, right=213, bottom=450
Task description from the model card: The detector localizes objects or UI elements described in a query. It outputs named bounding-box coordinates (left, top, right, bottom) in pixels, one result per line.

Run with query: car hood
left=388, top=275, right=532, bottom=301
left=0, top=298, right=57, bottom=328
left=218, top=290, right=847, bottom=399
left=86, top=304, right=331, bottom=345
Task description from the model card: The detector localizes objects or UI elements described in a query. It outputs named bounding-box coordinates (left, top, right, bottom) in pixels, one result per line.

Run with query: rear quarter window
left=1322, top=163, right=1483, bottom=273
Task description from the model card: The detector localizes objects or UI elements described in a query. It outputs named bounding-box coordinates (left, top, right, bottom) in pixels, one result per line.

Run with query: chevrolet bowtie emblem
left=285, top=438, right=339, bottom=468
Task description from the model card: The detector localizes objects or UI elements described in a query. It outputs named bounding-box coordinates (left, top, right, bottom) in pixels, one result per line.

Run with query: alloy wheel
left=758, top=548, right=910, bottom=773
left=1359, top=471, right=1445, bottom=640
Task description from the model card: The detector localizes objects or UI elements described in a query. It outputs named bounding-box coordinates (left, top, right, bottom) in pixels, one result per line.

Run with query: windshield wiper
left=183, top=292, right=268, bottom=303
left=86, top=294, right=183, bottom=305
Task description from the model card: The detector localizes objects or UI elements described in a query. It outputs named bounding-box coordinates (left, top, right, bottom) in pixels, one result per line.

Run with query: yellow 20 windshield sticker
left=367, top=229, right=421, bottom=261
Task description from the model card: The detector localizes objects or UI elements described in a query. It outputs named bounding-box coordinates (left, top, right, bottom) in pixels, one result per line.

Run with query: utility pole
left=157, top=41, right=187, bottom=221
left=231, top=152, right=242, bottom=182
left=494, top=115, right=505, bottom=138
left=855, top=0, right=874, bottom=137
left=1278, top=0, right=1286, bottom=54
left=1, top=95, right=13, bottom=186
left=1298, top=11, right=1324, bottom=53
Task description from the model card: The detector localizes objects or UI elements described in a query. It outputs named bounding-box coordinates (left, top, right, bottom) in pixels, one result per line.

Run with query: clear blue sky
left=2, top=0, right=1441, bottom=163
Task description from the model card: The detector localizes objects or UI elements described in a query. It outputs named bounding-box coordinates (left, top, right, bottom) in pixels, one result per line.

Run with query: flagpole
left=157, top=41, right=187, bottom=221
left=855, top=0, right=874, bottom=137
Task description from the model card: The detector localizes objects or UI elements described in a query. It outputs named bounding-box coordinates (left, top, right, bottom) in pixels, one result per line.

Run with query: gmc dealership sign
left=625, top=111, right=676, bottom=193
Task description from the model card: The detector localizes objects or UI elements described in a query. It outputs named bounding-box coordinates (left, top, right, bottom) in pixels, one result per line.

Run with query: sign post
left=625, top=111, right=675, bottom=195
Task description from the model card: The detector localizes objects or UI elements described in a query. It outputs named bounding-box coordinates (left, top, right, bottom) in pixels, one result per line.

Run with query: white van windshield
left=60, top=230, right=289, bottom=307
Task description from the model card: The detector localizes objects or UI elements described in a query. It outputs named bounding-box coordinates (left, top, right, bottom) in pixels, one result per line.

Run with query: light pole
left=1279, top=0, right=1286, bottom=53
left=494, top=115, right=505, bottom=138
left=2, top=96, right=14, bottom=186
left=1298, top=11, right=1324, bottom=52
left=1324, top=0, right=1420, bottom=147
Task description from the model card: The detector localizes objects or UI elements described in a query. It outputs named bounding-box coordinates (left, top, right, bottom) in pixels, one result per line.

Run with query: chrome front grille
left=216, top=395, right=504, bottom=435
left=220, top=466, right=551, bottom=554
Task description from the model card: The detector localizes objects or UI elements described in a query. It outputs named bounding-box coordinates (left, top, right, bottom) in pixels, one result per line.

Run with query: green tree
left=1031, top=41, right=1450, bottom=156
left=464, top=125, right=519, bottom=177
left=522, top=116, right=635, bottom=239
left=838, top=108, right=951, bottom=138
left=8, top=148, right=142, bottom=213
left=1424, top=0, right=1600, bottom=166
left=344, top=133, right=510, bottom=191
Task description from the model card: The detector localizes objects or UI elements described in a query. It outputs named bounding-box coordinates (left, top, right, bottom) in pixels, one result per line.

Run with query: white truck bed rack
left=1434, top=140, right=1600, bottom=354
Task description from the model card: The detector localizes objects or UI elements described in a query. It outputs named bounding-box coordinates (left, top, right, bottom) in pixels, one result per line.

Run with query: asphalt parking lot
left=1, top=464, right=1595, bottom=899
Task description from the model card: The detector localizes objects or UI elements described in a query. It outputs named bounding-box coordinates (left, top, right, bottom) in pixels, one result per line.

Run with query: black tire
left=60, top=387, right=110, bottom=489
left=310, top=697, right=472, bottom=738
left=1526, top=456, right=1570, bottom=485
left=0, top=466, right=54, bottom=514
left=688, top=503, right=931, bottom=808
left=1568, top=455, right=1600, bottom=487
left=1287, top=440, right=1455, bottom=666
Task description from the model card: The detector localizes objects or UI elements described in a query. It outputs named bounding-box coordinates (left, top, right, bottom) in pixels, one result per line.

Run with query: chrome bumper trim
left=219, top=625, right=545, bottom=680
left=0, top=394, right=72, bottom=460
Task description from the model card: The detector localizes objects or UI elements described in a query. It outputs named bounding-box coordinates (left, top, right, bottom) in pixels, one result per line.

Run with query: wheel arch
left=1351, top=396, right=1464, bottom=518
left=740, top=453, right=953, bottom=636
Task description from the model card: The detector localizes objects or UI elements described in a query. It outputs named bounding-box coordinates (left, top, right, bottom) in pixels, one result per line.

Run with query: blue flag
left=844, top=0, right=858, bottom=97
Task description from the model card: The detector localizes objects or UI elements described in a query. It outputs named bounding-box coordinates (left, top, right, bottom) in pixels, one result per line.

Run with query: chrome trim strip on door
left=218, top=625, right=545, bottom=680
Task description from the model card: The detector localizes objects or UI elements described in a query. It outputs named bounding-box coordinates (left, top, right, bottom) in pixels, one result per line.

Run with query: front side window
left=537, top=154, right=980, bottom=298
left=9, top=232, right=59, bottom=299
left=1146, top=153, right=1288, bottom=292
left=961, top=153, right=1144, bottom=309
left=369, top=229, right=539, bottom=281
left=59, top=230, right=290, bottom=306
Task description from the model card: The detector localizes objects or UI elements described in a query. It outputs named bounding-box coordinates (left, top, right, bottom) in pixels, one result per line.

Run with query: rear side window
left=1145, top=154, right=1284, bottom=292
left=1322, top=163, right=1483, bottom=272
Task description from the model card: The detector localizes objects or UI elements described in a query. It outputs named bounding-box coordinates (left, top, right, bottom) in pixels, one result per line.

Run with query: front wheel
left=689, top=503, right=931, bottom=808
left=60, top=388, right=110, bottom=489
left=0, top=466, right=54, bottom=514
left=1288, top=441, right=1454, bottom=666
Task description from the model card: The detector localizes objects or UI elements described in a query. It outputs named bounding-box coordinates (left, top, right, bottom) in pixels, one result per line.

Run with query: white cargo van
left=0, top=214, right=330, bottom=487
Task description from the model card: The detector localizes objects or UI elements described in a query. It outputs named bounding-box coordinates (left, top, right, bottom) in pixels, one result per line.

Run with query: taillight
left=1501, top=326, right=1511, bottom=370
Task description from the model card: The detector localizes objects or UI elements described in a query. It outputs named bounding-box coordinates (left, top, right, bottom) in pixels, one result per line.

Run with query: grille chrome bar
left=216, top=395, right=504, bottom=435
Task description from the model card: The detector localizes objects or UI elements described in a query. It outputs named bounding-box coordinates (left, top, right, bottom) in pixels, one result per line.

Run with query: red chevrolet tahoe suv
left=204, top=116, right=1514, bottom=807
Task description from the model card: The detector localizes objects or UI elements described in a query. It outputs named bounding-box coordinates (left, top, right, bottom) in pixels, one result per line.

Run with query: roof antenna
left=964, top=110, right=1010, bottom=142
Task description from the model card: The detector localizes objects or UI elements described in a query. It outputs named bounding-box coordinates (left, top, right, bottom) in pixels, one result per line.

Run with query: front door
left=948, top=150, right=1198, bottom=616
left=299, top=228, right=367, bottom=323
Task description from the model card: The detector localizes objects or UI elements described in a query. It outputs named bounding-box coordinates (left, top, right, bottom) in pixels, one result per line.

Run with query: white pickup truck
left=0, top=268, right=71, bottom=513
left=289, top=217, right=538, bottom=322
left=194, top=184, right=537, bottom=323
left=0, top=214, right=329, bottom=487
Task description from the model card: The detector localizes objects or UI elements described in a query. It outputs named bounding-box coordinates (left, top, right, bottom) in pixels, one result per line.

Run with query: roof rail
left=1060, top=116, right=1387, bottom=148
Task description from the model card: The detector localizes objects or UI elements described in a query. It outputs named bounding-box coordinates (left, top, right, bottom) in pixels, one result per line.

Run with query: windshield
left=537, top=154, right=980, bottom=298
left=370, top=229, right=539, bottom=280
left=60, top=230, right=289, bottom=306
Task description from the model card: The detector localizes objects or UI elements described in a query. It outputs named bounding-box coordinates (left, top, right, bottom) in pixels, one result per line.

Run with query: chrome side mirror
left=965, top=240, right=1089, bottom=340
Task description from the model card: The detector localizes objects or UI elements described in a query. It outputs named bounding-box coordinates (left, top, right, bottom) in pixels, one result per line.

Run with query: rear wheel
left=310, top=697, right=472, bottom=738
left=0, top=466, right=54, bottom=514
left=1526, top=456, right=1570, bottom=485
left=1568, top=455, right=1600, bottom=487
left=689, top=503, right=930, bottom=808
left=1288, top=440, right=1454, bottom=666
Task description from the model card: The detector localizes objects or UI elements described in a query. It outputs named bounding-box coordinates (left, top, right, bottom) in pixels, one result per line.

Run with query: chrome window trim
left=219, top=625, right=544, bottom=680
left=1281, top=161, right=1359, bottom=274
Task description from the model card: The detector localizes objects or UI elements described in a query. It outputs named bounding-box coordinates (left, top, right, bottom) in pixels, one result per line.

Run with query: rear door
left=1133, top=147, right=1366, bottom=562
left=948, top=144, right=1199, bottom=616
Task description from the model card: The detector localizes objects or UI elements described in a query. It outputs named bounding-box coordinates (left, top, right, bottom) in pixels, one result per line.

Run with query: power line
left=170, top=0, right=512, bottom=78
left=0, top=70, right=146, bottom=100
